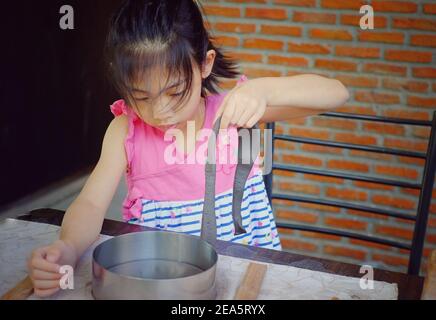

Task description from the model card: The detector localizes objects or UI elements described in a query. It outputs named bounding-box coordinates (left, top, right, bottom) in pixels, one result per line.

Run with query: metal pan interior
left=92, top=230, right=218, bottom=280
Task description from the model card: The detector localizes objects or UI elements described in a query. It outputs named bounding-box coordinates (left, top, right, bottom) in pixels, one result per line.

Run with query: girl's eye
left=135, top=92, right=182, bottom=101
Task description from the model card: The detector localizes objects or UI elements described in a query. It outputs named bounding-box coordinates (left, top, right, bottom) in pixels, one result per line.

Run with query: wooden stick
left=422, top=250, right=436, bottom=300
left=234, top=262, right=268, bottom=300
left=0, top=275, right=34, bottom=300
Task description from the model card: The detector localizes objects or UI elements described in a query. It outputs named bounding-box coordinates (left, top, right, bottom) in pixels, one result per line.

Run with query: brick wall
left=202, top=0, right=436, bottom=274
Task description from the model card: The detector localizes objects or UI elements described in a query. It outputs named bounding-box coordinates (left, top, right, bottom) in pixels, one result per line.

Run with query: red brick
left=312, top=117, right=358, bottom=130
left=413, top=67, right=436, bottom=79
left=327, top=159, right=369, bottom=172
left=383, top=109, right=430, bottom=121
left=398, top=156, right=425, bottom=166
left=299, top=202, right=341, bottom=213
left=372, top=1, right=417, bottom=13
left=276, top=209, right=319, bottom=223
left=412, top=127, right=431, bottom=139
left=268, top=55, right=308, bottom=67
left=300, top=231, right=341, bottom=241
left=384, top=138, right=428, bottom=152
left=212, top=35, right=239, bottom=47
left=349, top=150, right=393, bottom=161
left=293, top=11, right=336, bottom=24
left=289, top=127, right=330, bottom=139
left=362, top=122, right=405, bottom=136
left=242, top=67, right=282, bottom=78
left=214, top=22, right=256, bottom=33
left=228, top=51, right=263, bottom=63
left=410, top=34, right=436, bottom=48
left=321, top=0, right=365, bottom=10
left=423, top=4, right=436, bottom=14
left=335, top=45, right=380, bottom=59
left=347, top=209, right=389, bottom=220
left=326, top=187, right=368, bottom=201
left=282, top=154, right=323, bottom=167
left=353, top=181, right=394, bottom=191
left=355, top=91, right=400, bottom=105
left=310, top=28, right=353, bottom=41
left=393, top=17, right=436, bottom=31
left=300, top=144, right=343, bottom=155
left=324, top=245, right=366, bottom=260
left=363, top=62, right=407, bottom=76
left=275, top=170, right=297, bottom=179
left=334, top=132, right=378, bottom=146
left=261, top=25, right=302, bottom=36
left=315, top=59, right=357, bottom=72
left=304, top=173, right=344, bottom=184
left=336, top=105, right=376, bottom=115
left=279, top=182, right=321, bottom=195
left=385, top=49, right=433, bottom=63
left=273, top=0, right=316, bottom=6
left=281, top=238, right=318, bottom=252
left=288, top=42, right=331, bottom=54
left=226, top=0, right=267, bottom=2
left=350, top=239, right=392, bottom=250
left=204, top=5, right=241, bottom=17
left=372, top=194, right=416, bottom=210
left=325, top=217, right=368, bottom=230
left=375, top=165, right=419, bottom=180
left=382, top=79, right=429, bottom=93
left=340, top=14, right=387, bottom=28
left=372, top=254, right=409, bottom=267
left=408, top=95, right=436, bottom=109
left=246, top=7, right=287, bottom=20
left=335, top=75, right=378, bottom=88
left=243, top=38, right=284, bottom=50
left=375, top=225, right=414, bottom=240
left=276, top=227, right=294, bottom=235
left=359, top=31, right=404, bottom=44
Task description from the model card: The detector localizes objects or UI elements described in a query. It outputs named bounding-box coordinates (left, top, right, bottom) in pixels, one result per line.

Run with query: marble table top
left=0, top=218, right=398, bottom=299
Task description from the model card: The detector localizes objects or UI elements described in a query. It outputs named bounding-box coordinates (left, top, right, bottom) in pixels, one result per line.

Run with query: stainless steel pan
left=92, top=116, right=259, bottom=300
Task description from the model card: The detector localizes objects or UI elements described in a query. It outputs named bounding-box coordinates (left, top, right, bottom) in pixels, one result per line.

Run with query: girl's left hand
left=212, top=79, right=267, bottom=130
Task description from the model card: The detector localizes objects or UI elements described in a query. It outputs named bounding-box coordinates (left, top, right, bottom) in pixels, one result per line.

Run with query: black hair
left=104, top=0, right=240, bottom=113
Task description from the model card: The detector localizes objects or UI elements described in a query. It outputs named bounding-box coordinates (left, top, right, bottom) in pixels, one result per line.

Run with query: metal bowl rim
left=92, top=230, right=218, bottom=282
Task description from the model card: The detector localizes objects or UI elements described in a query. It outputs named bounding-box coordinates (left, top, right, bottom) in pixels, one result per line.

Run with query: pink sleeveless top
left=109, top=75, right=282, bottom=250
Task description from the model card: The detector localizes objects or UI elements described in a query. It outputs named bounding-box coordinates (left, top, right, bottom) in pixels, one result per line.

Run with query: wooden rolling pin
left=234, top=262, right=268, bottom=300
left=0, top=275, right=34, bottom=300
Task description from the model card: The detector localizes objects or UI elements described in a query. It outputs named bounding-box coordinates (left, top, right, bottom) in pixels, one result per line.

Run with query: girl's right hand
left=27, top=239, right=78, bottom=298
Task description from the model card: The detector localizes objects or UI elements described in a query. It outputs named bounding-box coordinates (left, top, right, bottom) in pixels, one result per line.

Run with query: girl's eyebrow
left=131, top=80, right=185, bottom=94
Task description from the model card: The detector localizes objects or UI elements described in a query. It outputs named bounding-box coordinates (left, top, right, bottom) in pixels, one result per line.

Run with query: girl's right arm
left=27, top=115, right=129, bottom=297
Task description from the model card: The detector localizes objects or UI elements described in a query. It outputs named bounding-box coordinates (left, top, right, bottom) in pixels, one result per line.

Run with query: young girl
left=28, top=0, right=349, bottom=297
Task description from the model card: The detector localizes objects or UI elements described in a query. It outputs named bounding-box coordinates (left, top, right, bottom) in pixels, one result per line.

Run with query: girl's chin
left=155, top=123, right=179, bottom=132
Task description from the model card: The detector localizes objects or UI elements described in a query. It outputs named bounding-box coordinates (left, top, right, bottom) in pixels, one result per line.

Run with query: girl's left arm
left=258, top=74, right=350, bottom=123
left=214, top=74, right=350, bottom=129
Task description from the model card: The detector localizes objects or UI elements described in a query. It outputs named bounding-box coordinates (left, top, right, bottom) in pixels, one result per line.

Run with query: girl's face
left=128, top=52, right=215, bottom=132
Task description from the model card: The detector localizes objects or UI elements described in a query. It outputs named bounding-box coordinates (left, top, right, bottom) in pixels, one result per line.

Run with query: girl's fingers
left=220, top=98, right=236, bottom=131
left=31, top=269, right=63, bottom=281
left=34, top=287, right=60, bottom=298
left=31, top=257, right=60, bottom=274
left=32, top=279, right=61, bottom=290
left=237, top=107, right=255, bottom=127
left=213, top=89, right=235, bottom=125
left=246, top=110, right=263, bottom=128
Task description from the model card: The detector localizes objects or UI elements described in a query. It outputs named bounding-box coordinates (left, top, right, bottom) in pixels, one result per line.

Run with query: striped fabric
left=128, top=171, right=282, bottom=250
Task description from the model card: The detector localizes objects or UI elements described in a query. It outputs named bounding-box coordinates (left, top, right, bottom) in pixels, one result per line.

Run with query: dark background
left=0, top=0, right=124, bottom=207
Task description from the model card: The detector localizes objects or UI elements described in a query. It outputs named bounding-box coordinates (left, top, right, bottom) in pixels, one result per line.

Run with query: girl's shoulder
left=108, top=99, right=129, bottom=141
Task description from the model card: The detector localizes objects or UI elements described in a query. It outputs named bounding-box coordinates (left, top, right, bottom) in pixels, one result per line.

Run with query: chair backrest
left=263, top=110, right=436, bottom=275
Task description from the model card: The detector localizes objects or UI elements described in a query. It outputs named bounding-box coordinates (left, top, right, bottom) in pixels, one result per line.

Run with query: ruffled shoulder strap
left=110, top=99, right=129, bottom=117
left=236, top=74, right=248, bottom=86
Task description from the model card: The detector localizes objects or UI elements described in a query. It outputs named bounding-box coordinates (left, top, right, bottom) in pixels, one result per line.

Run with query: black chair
left=263, top=110, right=436, bottom=275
